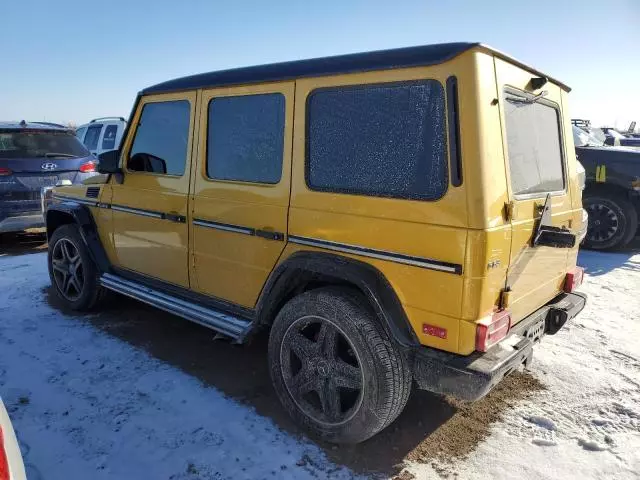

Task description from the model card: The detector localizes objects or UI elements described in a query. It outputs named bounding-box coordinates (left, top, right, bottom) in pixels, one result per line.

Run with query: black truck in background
left=573, top=126, right=640, bottom=250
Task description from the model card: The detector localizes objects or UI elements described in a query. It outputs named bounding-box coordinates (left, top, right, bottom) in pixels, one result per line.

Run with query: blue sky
left=2, top=0, right=638, bottom=128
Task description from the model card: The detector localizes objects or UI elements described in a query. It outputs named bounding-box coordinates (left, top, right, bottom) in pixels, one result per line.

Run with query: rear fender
left=256, top=251, right=419, bottom=348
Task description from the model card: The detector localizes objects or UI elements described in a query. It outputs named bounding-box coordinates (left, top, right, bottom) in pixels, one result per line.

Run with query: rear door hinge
left=499, top=287, right=511, bottom=309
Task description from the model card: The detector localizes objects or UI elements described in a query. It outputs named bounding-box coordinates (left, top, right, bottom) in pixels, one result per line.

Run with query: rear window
left=306, top=80, right=448, bottom=201
left=503, top=91, right=565, bottom=196
left=0, top=130, right=90, bottom=159
left=102, top=124, right=118, bottom=150
left=75, top=126, right=87, bottom=142
left=83, top=124, right=102, bottom=150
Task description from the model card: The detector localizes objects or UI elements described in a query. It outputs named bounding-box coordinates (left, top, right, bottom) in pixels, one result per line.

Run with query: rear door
left=495, top=59, right=574, bottom=324
left=190, top=82, right=293, bottom=307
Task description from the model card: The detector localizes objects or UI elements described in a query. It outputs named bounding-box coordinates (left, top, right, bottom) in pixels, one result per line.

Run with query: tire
left=583, top=194, right=638, bottom=250
left=47, top=224, right=106, bottom=311
left=268, top=287, right=411, bottom=444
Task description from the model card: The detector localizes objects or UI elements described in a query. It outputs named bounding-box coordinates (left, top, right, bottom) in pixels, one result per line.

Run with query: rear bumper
left=412, top=291, right=587, bottom=401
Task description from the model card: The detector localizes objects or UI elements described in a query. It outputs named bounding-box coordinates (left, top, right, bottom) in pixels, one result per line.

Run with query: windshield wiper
left=506, top=91, right=548, bottom=105
left=43, top=153, right=78, bottom=158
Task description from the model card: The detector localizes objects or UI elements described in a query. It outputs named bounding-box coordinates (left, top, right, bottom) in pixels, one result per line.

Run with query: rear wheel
left=48, top=224, right=106, bottom=310
left=583, top=194, right=638, bottom=250
left=268, top=287, right=411, bottom=444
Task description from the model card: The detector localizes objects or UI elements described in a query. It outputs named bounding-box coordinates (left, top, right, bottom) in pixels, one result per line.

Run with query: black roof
left=141, top=42, right=571, bottom=95
left=142, top=43, right=478, bottom=95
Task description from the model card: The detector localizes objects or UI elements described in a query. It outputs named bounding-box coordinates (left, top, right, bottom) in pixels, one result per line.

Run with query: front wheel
left=48, top=224, right=106, bottom=310
left=268, top=287, right=411, bottom=444
left=583, top=194, right=638, bottom=250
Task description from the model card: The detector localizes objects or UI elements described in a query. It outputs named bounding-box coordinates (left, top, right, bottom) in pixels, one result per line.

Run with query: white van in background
left=75, top=117, right=126, bottom=157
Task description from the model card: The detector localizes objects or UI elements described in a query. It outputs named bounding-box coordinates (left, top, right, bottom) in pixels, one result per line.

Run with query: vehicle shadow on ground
left=45, top=287, right=544, bottom=477
left=579, top=237, right=640, bottom=277
left=0, top=232, right=48, bottom=256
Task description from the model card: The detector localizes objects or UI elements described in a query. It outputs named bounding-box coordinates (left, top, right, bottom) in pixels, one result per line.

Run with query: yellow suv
left=44, top=42, right=587, bottom=444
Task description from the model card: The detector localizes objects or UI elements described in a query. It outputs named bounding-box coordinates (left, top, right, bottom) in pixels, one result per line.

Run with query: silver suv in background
left=75, top=117, right=126, bottom=157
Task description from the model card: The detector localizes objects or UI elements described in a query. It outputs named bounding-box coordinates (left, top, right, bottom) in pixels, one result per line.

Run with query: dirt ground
left=2, top=232, right=638, bottom=477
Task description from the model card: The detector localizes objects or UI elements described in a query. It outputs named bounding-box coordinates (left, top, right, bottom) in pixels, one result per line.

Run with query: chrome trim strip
left=193, top=218, right=284, bottom=241
left=288, top=235, right=462, bottom=274
left=52, top=195, right=97, bottom=207
left=193, top=219, right=253, bottom=236
left=111, top=204, right=163, bottom=219
left=100, top=273, right=252, bottom=339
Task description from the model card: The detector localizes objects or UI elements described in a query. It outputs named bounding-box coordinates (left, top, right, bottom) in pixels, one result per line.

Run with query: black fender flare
left=255, top=251, right=419, bottom=348
left=46, top=201, right=111, bottom=273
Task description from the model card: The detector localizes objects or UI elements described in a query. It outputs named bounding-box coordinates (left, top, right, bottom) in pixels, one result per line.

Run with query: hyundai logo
left=41, top=162, right=58, bottom=171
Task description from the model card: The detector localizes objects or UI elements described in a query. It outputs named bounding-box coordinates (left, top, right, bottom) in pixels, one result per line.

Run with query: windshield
left=572, top=126, right=605, bottom=147
left=0, top=130, right=90, bottom=159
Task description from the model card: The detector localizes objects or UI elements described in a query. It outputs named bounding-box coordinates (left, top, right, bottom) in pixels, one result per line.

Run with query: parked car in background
left=0, top=397, right=27, bottom=480
left=75, top=117, right=126, bottom=157
left=573, top=126, right=640, bottom=250
left=46, top=42, right=587, bottom=444
left=0, top=121, right=98, bottom=233
left=599, top=127, right=640, bottom=149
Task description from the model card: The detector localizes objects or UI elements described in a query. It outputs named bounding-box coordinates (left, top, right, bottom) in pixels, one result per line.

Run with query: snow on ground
left=0, top=249, right=639, bottom=479
left=407, top=249, right=640, bottom=479
left=0, top=253, right=358, bottom=480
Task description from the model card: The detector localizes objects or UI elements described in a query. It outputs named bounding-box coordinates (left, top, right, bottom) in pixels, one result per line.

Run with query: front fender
left=46, top=200, right=110, bottom=273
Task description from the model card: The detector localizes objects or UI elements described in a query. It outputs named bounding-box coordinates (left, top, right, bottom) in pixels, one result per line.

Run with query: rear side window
left=101, top=124, right=118, bottom=150
left=503, top=92, right=565, bottom=195
left=75, top=126, right=87, bottom=142
left=128, top=100, right=190, bottom=176
left=306, top=81, right=448, bottom=200
left=83, top=124, right=102, bottom=150
left=207, top=93, right=285, bottom=184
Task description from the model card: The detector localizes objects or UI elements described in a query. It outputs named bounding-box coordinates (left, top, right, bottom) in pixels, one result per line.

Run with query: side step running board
left=99, top=273, right=253, bottom=341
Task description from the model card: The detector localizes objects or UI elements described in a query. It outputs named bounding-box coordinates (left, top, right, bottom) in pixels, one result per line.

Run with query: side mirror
left=97, top=150, right=122, bottom=174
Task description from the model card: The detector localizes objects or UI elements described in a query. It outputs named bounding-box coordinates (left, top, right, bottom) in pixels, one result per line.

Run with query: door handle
left=255, top=228, right=284, bottom=241
left=164, top=212, right=186, bottom=223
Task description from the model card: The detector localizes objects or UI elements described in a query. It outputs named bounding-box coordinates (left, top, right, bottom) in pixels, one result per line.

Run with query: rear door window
left=101, top=124, right=118, bottom=151
left=127, top=100, right=190, bottom=176
left=83, top=124, right=103, bottom=151
left=503, top=91, right=565, bottom=196
left=207, top=93, right=285, bottom=184
left=306, top=80, right=448, bottom=200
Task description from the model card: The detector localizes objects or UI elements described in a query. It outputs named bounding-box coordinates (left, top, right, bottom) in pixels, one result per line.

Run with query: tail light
left=79, top=161, right=96, bottom=173
left=564, top=266, right=584, bottom=293
left=0, top=168, right=12, bottom=176
left=0, top=426, right=9, bottom=480
left=476, top=309, right=511, bottom=352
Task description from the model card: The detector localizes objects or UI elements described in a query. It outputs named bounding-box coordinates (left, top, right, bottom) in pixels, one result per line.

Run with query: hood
left=576, top=145, right=640, bottom=189
left=576, top=145, right=640, bottom=165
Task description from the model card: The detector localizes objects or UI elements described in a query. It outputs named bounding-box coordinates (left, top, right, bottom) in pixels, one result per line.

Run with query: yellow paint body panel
left=52, top=46, right=582, bottom=356
left=493, top=58, right=580, bottom=325
left=110, top=91, right=197, bottom=288
left=190, top=82, right=294, bottom=307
